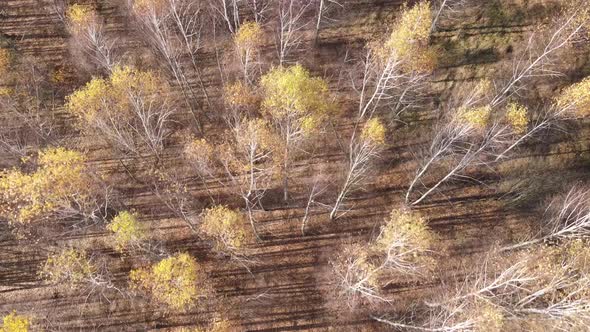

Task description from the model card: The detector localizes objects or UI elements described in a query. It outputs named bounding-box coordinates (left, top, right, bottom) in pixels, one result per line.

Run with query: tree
left=260, top=64, right=333, bottom=201
left=130, top=252, right=208, bottom=311
left=129, top=0, right=210, bottom=132
left=502, top=184, right=590, bottom=252
left=1, top=311, right=30, bottom=332
left=0, top=50, right=60, bottom=161
left=330, top=208, right=435, bottom=308
left=0, top=148, right=100, bottom=225
left=234, top=21, right=264, bottom=83
left=398, top=243, right=590, bottom=331
left=200, top=205, right=251, bottom=255
left=107, top=211, right=148, bottom=252
left=314, top=0, right=344, bottom=43
left=66, top=4, right=116, bottom=72
left=65, top=66, right=174, bottom=159
left=356, top=1, right=436, bottom=121
left=275, top=0, right=311, bottom=65
left=330, top=118, right=386, bottom=219
left=215, top=118, right=278, bottom=238
left=40, top=248, right=118, bottom=300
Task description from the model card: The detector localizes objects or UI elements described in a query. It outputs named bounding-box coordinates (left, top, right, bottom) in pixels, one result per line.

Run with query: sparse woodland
left=1, top=0, right=590, bottom=331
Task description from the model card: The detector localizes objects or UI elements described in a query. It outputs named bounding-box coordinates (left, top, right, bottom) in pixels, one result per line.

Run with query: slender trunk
left=283, top=144, right=289, bottom=201
left=314, top=0, right=324, bottom=44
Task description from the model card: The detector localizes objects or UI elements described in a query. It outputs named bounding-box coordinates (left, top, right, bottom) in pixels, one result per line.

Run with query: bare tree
left=211, top=0, right=240, bottom=34
left=66, top=4, right=117, bottom=72
left=276, top=0, right=311, bottom=65
left=314, top=0, right=343, bottom=43
left=502, top=184, right=590, bottom=251
left=330, top=118, right=386, bottom=220
left=129, top=0, right=208, bottom=132
left=490, top=6, right=589, bottom=108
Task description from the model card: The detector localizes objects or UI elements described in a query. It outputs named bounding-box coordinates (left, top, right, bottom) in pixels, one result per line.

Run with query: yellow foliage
left=372, top=209, right=433, bottom=255
left=41, top=249, right=95, bottom=287
left=1, top=311, right=30, bottom=332
left=506, top=103, right=528, bottom=134
left=107, top=211, right=147, bottom=252
left=260, top=64, right=333, bottom=132
left=133, top=0, right=167, bottom=16
left=457, top=106, right=492, bottom=130
left=66, top=4, right=95, bottom=31
left=555, top=77, right=590, bottom=117
left=361, top=118, right=386, bottom=145
left=234, top=21, right=263, bottom=55
left=473, top=302, right=504, bottom=332
left=373, top=1, right=436, bottom=73
left=0, top=148, right=92, bottom=224
left=0, top=87, right=13, bottom=96
left=130, top=253, right=205, bottom=311
left=0, top=48, right=11, bottom=76
left=200, top=206, right=248, bottom=252
left=65, top=65, right=169, bottom=149
left=223, top=81, right=259, bottom=109
left=184, top=138, right=214, bottom=169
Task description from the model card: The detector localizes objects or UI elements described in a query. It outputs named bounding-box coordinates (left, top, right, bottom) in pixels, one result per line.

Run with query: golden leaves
left=372, top=208, right=433, bottom=256
left=41, top=249, right=95, bottom=287
left=107, top=211, right=147, bottom=252
left=372, top=1, right=437, bottom=73
left=1, top=311, right=30, bottom=332
left=555, top=77, right=590, bottom=117
left=0, top=148, right=91, bottom=224
left=200, top=206, right=249, bottom=252
left=66, top=4, right=95, bottom=32
left=506, top=103, right=529, bottom=134
left=457, top=106, right=492, bottom=130
left=130, top=253, right=205, bottom=311
left=361, top=118, right=386, bottom=145
left=234, top=21, right=263, bottom=56
left=260, top=64, right=333, bottom=128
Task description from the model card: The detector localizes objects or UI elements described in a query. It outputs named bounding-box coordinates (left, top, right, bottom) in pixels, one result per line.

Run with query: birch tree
left=259, top=64, right=333, bottom=201
left=130, top=0, right=209, bottom=132
left=330, top=118, right=386, bottom=220
left=331, top=208, right=435, bottom=308
left=130, top=252, right=208, bottom=311
left=65, top=66, right=174, bottom=160
left=66, top=4, right=117, bottom=72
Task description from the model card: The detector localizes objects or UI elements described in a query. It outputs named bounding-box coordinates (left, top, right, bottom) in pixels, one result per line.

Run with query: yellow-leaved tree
left=0, top=311, right=30, bottom=332
left=234, top=21, right=263, bottom=83
left=260, top=64, right=333, bottom=201
left=200, top=206, right=250, bottom=255
left=130, top=253, right=207, bottom=311
left=107, top=211, right=147, bottom=252
left=40, top=248, right=96, bottom=289
left=330, top=207, right=435, bottom=308
left=65, top=66, right=173, bottom=159
left=0, top=147, right=97, bottom=224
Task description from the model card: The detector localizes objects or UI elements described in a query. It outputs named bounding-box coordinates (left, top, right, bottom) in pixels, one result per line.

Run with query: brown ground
left=1, top=0, right=590, bottom=331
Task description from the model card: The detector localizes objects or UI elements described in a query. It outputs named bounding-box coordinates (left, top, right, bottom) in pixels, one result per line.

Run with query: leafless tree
left=502, top=184, right=590, bottom=251
left=490, top=8, right=589, bottom=108
left=314, top=0, right=343, bottom=42
left=276, top=0, right=311, bottom=65
left=129, top=0, right=208, bottom=132
left=67, top=7, right=117, bottom=73
left=329, top=123, right=384, bottom=220
left=216, top=119, right=276, bottom=239
left=211, top=0, right=240, bottom=34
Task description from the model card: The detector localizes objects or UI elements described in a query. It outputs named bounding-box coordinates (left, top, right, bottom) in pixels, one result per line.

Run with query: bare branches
left=490, top=7, right=589, bottom=108
left=276, top=0, right=311, bottom=65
